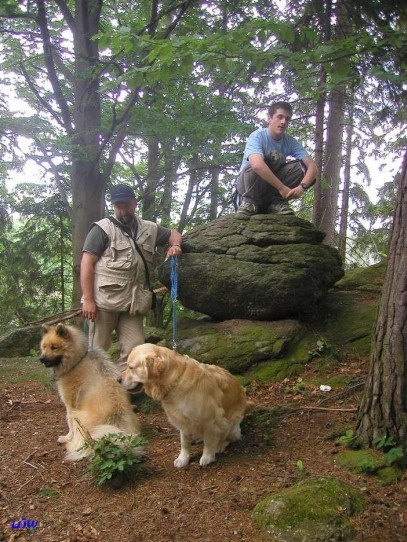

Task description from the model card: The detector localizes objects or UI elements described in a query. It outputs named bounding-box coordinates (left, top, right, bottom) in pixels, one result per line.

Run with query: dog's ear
left=41, top=324, right=50, bottom=335
left=145, top=353, right=166, bottom=377
left=55, top=323, right=70, bottom=339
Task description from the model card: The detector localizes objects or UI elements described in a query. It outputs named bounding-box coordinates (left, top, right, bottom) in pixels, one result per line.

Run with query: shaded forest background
left=0, top=0, right=406, bottom=334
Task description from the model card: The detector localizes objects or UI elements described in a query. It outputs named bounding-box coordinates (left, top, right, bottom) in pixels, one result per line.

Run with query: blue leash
left=170, top=255, right=178, bottom=350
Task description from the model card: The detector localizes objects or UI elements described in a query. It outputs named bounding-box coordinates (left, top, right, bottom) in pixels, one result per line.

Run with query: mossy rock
left=335, top=449, right=386, bottom=473
left=323, top=291, right=379, bottom=357
left=164, top=319, right=307, bottom=375
left=334, top=262, right=385, bottom=292
left=335, top=449, right=404, bottom=485
left=0, top=325, right=42, bottom=357
left=253, top=477, right=364, bottom=541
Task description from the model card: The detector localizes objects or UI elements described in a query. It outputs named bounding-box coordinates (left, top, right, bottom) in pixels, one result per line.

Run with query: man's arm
left=248, top=154, right=291, bottom=199
left=286, top=155, right=319, bottom=200
left=80, top=252, right=99, bottom=321
left=166, top=230, right=183, bottom=258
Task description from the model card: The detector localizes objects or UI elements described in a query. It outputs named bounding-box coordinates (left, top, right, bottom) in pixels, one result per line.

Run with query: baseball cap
left=110, top=184, right=137, bottom=204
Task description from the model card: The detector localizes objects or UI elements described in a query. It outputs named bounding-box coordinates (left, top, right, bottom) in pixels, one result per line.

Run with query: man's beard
left=119, top=215, right=133, bottom=224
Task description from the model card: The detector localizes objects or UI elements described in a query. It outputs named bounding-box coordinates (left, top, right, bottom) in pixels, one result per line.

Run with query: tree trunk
left=313, top=0, right=349, bottom=246
left=210, top=166, right=220, bottom=220
left=338, top=109, right=354, bottom=259
left=314, top=85, right=346, bottom=245
left=71, top=0, right=104, bottom=305
left=143, top=136, right=160, bottom=221
left=355, top=148, right=407, bottom=448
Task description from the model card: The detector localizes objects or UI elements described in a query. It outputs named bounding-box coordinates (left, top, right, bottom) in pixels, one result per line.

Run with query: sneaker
left=236, top=200, right=258, bottom=216
left=267, top=200, right=295, bottom=215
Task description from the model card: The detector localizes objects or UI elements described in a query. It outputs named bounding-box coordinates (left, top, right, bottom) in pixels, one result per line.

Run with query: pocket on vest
left=130, top=285, right=153, bottom=316
left=107, top=240, right=133, bottom=270
left=96, top=276, right=130, bottom=311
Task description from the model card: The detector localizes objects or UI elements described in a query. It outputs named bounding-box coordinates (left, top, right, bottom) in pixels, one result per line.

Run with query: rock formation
left=158, top=213, right=344, bottom=321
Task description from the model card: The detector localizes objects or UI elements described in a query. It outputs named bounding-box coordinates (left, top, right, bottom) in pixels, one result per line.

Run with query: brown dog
left=119, top=343, right=248, bottom=467
left=40, top=323, right=142, bottom=461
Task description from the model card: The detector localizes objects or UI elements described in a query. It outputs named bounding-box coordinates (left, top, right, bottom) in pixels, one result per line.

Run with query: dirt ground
left=1, top=356, right=406, bottom=542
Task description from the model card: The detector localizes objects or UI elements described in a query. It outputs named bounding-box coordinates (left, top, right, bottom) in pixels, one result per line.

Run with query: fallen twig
left=300, top=406, right=357, bottom=412
left=23, top=460, right=39, bottom=469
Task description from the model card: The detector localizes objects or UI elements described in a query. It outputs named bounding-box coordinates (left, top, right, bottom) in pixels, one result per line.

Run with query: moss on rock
left=253, top=477, right=364, bottom=542
left=335, top=449, right=404, bottom=485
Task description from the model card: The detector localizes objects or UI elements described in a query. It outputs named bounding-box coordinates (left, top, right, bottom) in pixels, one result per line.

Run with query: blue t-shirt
left=239, top=128, right=309, bottom=173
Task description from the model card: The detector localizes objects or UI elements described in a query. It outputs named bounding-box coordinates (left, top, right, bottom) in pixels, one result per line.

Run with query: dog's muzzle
left=39, top=355, right=63, bottom=368
left=118, top=375, right=144, bottom=394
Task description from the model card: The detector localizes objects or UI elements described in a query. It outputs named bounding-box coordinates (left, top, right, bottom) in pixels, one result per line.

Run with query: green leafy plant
left=296, top=459, right=306, bottom=477
left=83, top=433, right=147, bottom=487
left=308, top=339, right=338, bottom=360
left=284, top=377, right=306, bottom=394
left=372, top=433, right=397, bottom=451
left=373, top=433, right=405, bottom=467
left=384, top=446, right=405, bottom=467
left=336, top=429, right=359, bottom=448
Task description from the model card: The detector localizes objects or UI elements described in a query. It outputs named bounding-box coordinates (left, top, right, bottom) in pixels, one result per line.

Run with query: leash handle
left=170, top=255, right=178, bottom=350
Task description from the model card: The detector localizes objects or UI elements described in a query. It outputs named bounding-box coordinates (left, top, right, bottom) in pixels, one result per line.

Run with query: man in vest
left=81, top=184, right=182, bottom=370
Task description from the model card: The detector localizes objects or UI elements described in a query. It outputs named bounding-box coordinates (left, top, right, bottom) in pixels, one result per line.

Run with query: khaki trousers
left=88, top=309, right=144, bottom=372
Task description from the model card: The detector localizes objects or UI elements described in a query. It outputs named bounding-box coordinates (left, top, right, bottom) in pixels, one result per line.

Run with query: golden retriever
left=40, top=323, right=142, bottom=461
left=119, top=343, right=248, bottom=467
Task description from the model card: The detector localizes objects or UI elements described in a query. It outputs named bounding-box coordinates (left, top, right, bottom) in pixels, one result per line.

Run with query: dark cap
left=110, top=184, right=137, bottom=204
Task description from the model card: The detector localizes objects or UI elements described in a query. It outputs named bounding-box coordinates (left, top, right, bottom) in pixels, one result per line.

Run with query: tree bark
left=313, top=0, right=349, bottom=246
left=70, top=0, right=104, bottom=304
left=338, top=107, right=354, bottom=259
left=355, top=148, right=407, bottom=448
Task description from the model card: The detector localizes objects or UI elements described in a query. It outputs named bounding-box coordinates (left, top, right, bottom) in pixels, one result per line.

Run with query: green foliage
left=284, top=377, right=307, bottom=395
left=296, top=459, right=306, bottom=477
left=372, top=433, right=405, bottom=467
left=308, top=339, right=338, bottom=360
left=0, top=186, right=72, bottom=332
left=83, top=433, right=147, bottom=487
left=337, top=430, right=406, bottom=470
left=337, top=429, right=359, bottom=448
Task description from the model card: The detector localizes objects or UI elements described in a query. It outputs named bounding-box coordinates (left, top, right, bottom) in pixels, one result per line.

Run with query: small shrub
left=336, top=429, right=359, bottom=449
left=296, top=459, right=306, bottom=477
left=308, top=339, right=338, bottom=360
left=83, top=433, right=147, bottom=487
left=373, top=433, right=405, bottom=467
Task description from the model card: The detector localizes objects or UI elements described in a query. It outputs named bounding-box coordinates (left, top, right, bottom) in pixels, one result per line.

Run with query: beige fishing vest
left=93, top=217, right=158, bottom=315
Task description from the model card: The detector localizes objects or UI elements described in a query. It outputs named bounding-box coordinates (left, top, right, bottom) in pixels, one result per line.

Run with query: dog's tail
left=64, top=423, right=145, bottom=462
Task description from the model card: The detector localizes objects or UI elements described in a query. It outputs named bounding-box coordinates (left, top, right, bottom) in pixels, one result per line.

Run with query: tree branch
left=36, top=0, right=73, bottom=134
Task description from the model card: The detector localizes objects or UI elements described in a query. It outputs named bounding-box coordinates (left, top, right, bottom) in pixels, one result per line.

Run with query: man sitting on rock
left=236, top=102, right=319, bottom=216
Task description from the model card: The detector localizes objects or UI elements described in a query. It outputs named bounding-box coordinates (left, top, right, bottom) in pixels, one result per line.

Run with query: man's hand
left=286, top=185, right=305, bottom=200
left=166, top=244, right=182, bottom=258
left=82, top=299, right=97, bottom=322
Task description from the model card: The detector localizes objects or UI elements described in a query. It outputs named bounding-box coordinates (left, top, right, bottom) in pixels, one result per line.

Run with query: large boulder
left=158, top=214, right=344, bottom=321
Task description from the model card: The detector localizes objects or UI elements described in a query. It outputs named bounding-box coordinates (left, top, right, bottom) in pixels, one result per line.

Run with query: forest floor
left=0, top=354, right=406, bottom=542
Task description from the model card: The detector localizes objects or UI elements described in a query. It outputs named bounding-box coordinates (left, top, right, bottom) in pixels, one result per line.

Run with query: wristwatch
left=300, top=182, right=309, bottom=191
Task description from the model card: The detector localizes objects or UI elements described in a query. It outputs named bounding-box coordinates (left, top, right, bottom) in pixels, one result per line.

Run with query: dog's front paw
left=199, top=454, right=215, bottom=467
left=174, top=454, right=190, bottom=468
left=58, top=435, right=70, bottom=443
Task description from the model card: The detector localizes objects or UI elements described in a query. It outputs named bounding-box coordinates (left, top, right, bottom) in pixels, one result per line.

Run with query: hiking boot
left=236, top=200, right=258, bottom=216
left=267, top=200, right=295, bottom=215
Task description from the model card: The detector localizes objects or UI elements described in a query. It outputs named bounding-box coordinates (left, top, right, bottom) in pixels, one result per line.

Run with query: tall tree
left=355, top=148, right=407, bottom=447
left=0, top=0, right=199, bottom=304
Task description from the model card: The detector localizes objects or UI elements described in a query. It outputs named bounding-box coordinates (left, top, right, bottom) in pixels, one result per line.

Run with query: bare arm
left=166, top=230, right=183, bottom=258
left=80, top=252, right=99, bottom=321
left=286, top=155, right=319, bottom=200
